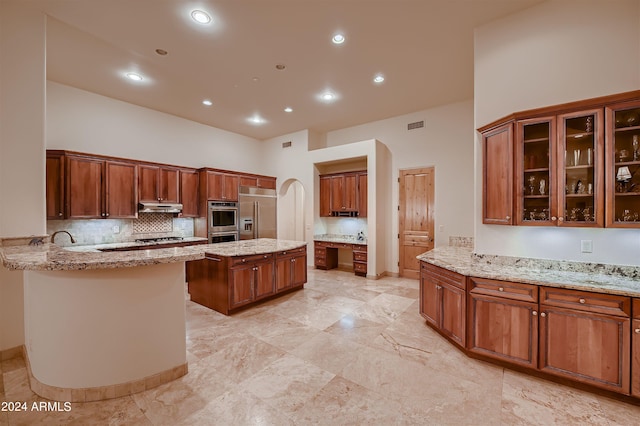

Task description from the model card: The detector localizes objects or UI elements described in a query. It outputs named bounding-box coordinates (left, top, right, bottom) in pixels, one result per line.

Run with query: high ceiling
left=31, top=0, right=543, bottom=140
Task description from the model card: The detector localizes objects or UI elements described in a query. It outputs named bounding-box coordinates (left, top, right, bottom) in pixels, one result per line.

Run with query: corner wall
left=474, top=0, right=640, bottom=265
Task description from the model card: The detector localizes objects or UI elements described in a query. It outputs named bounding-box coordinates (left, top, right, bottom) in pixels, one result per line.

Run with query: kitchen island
left=417, top=246, right=640, bottom=402
left=0, top=237, right=305, bottom=402
left=187, top=239, right=307, bottom=315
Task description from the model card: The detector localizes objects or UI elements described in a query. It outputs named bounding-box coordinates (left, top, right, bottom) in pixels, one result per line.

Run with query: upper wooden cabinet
left=138, top=164, right=179, bottom=203
left=481, top=90, right=640, bottom=228
left=179, top=169, right=199, bottom=217
left=66, top=154, right=137, bottom=219
left=482, top=122, right=513, bottom=225
left=319, top=170, right=367, bottom=217
left=203, top=170, right=239, bottom=202
left=239, top=175, right=276, bottom=190
left=46, top=152, right=65, bottom=219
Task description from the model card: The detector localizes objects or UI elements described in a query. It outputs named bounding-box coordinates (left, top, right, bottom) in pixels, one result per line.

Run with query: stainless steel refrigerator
left=238, top=186, right=277, bottom=240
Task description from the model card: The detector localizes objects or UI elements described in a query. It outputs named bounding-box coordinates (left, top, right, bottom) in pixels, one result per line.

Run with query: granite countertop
left=314, top=234, right=367, bottom=245
left=417, top=246, right=640, bottom=298
left=62, top=236, right=209, bottom=252
left=0, top=238, right=305, bottom=271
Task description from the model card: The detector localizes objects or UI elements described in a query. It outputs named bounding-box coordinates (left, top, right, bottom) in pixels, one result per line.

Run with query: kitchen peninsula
left=418, top=246, right=640, bottom=401
left=0, top=237, right=305, bottom=402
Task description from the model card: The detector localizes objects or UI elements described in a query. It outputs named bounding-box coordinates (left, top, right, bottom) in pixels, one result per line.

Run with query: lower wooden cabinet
left=230, top=254, right=275, bottom=309
left=468, top=277, right=539, bottom=368
left=632, top=299, right=640, bottom=397
left=420, top=262, right=466, bottom=347
left=276, top=247, right=307, bottom=291
left=314, top=241, right=367, bottom=277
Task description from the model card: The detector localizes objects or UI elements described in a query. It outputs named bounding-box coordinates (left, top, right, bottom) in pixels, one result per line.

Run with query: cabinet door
left=605, top=101, right=640, bottom=227
left=180, top=169, right=199, bottom=217
left=229, top=265, right=254, bottom=308
left=104, top=161, right=137, bottom=218
left=255, top=261, right=275, bottom=300
left=46, top=153, right=65, bottom=219
left=330, top=175, right=344, bottom=212
left=419, top=265, right=439, bottom=327
left=468, top=293, right=538, bottom=368
left=66, top=156, right=103, bottom=219
left=482, top=122, right=513, bottom=225
left=358, top=172, right=367, bottom=217
left=291, top=254, right=307, bottom=286
left=632, top=298, right=640, bottom=396
left=276, top=256, right=293, bottom=291
left=223, top=174, right=239, bottom=201
left=539, top=305, right=630, bottom=393
left=440, top=282, right=466, bottom=347
left=557, top=109, right=604, bottom=227
left=206, top=172, right=224, bottom=200
left=319, top=176, right=331, bottom=217
left=343, top=174, right=358, bottom=211
left=257, top=177, right=276, bottom=190
left=159, top=168, right=180, bottom=203
left=138, top=165, right=160, bottom=203
left=516, top=117, right=556, bottom=226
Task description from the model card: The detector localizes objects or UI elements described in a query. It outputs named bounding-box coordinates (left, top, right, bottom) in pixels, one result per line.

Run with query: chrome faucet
left=51, top=230, right=76, bottom=244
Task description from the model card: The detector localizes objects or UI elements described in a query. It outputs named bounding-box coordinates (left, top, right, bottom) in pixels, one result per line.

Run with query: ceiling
left=32, top=0, right=543, bottom=140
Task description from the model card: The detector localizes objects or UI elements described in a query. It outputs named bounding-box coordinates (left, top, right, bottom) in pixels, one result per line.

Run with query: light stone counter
left=417, top=246, right=640, bottom=297
left=0, top=238, right=306, bottom=271
left=314, top=233, right=367, bottom=245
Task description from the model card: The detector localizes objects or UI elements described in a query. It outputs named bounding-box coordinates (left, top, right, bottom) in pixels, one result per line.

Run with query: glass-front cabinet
left=557, top=109, right=604, bottom=227
left=516, top=117, right=556, bottom=226
left=606, top=101, right=640, bottom=227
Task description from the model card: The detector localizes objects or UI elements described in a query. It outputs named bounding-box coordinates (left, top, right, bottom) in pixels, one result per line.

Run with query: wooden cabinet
left=319, top=176, right=331, bottom=217
left=66, top=155, right=137, bottom=219
left=420, top=262, right=466, bottom=347
left=357, top=172, right=367, bottom=218
left=229, top=254, right=275, bottom=309
left=482, top=122, right=513, bottom=225
left=240, top=175, right=276, bottom=190
left=539, top=287, right=630, bottom=393
left=46, top=152, right=65, bottom=219
left=318, top=170, right=367, bottom=217
left=632, top=299, right=640, bottom=396
left=468, top=277, right=539, bottom=368
left=276, top=247, right=307, bottom=291
left=138, top=164, right=179, bottom=203
left=352, top=244, right=367, bottom=277
left=179, top=169, right=199, bottom=217
left=331, top=173, right=358, bottom=212
left=605, top=100, right=640, bottom=227
left=314, top=241, right=366, bottom=277
left=204, top=171, right=239, bottom=202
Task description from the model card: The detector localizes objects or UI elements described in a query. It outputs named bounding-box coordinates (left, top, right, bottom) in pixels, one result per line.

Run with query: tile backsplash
left=47, top=214, right=194, bottom=246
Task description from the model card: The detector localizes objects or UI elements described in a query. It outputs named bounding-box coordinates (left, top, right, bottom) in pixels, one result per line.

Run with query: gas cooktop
left=134, top=237, right=184, bottom=244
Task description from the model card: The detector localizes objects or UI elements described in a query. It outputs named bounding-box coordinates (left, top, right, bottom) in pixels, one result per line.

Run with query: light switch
left=112, top=225, right=120, bottom=234
left=580, top=240, right=592, bottom=253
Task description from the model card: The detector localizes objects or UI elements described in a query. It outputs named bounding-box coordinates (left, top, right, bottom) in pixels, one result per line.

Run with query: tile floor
left=2, top=268, right=640, bottom=425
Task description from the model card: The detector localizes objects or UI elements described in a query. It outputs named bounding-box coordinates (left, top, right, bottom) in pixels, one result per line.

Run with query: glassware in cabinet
left=557, top=109, right=604, bottom=227
left=515, top=118, right=556, bottom=226
left=606, top=102, right=640, bottom=227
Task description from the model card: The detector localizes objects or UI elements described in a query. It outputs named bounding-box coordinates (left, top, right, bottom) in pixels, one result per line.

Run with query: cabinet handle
left=635, top=329, right=640, bottom=334
left=242, top=259, right=246, bottom=263
left=292, top=258, right=296, bottom=262
left=101, top=213, right=106, bottom=217
left=264, top=255, right=268, bottom=258
left=551, top=216, right=557, bottom=221
left=540, top=312, right=546, bottom=318
left=498, top=287, right=504, bottom=292
left=579, top=298, right=586, bottom=304
left=253, top=267, right=258, bottom=271
left=558, top=217, right=564, bottom=222
left=532, top=311, right=537, bottom=316
left=58, top=212, right=63, bottom=217
left=505, top=216, right=510, bottom=220
left=283, top=252, right=287, bottom=255
left=106, top=213, right=109, bottom=217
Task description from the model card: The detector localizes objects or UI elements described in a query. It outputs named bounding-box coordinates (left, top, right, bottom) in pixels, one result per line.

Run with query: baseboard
left=0, top=345, right=23, bottom=361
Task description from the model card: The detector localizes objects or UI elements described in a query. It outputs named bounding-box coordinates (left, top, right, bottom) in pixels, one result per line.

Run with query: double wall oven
left=208, top=201, right=239, bottom=243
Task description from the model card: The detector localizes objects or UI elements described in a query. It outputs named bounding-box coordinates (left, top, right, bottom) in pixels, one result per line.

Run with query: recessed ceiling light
left=191, top=10, right=211, bottom=24
left=202, top=100, right=213, bottom=106
left=247, top=115, right=266, bottom=125
left=322, top=92, right=335, bottom=101
left=126, top=72, right=143, bottom=81
left=284, top=107, right=293, bottom=113
left=332, top=33, right=345, bottom=44
left=373, top=74, right=385, bottom=84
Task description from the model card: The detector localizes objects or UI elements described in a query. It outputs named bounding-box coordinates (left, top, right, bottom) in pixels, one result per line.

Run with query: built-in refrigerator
left=238, top=186, right=277, bottom=240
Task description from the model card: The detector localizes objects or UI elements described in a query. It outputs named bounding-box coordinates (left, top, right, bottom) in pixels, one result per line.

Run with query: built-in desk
left=314, top=239, right=367, bottom=276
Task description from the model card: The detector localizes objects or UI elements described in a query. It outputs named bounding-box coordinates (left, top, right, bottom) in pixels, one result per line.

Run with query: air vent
left=407, top=121, right=424, bottom=130
left=282, top=141, right=292, bottom=148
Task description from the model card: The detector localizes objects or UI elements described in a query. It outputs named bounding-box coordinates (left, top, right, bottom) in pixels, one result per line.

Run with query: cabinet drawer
left=314, top=241, right=329, bottom=248
left=421, top=262, right=465, bottom=290
left=231, top=253, right=273, bottom=266
left=353, top=244, right=367, bottom=252
left=353, top=252, right=367, bottom=262
left=540, top=287, right=631, bottom=317
left=469, top=277, right=538, bottom=303
left=315, top=257, right=327, bottom=267
left=354, top=262, right=367, bottom=273
left=633, top=299, right=640, bottom=320
left=329, top=242, right=353, bottom=249
left=277, top=247, right=306, bottom=258
left=314, top=248, right=326, bottom=258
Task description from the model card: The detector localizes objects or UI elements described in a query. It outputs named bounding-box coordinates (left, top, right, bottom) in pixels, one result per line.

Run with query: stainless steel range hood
left=138, top=202, right=183, bottom=213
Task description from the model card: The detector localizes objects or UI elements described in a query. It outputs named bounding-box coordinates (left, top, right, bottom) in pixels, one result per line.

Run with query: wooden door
left=104, top=161, right=137, bottom=218
left=319, top=176, right=331, bottom=217
left=138, top=165, right=160, bottom=202
left=539, top=305, right=630, bottom=393
left=399, top=167, right=435, bottom=279
left=180, top=169, right=199, bottom=217
left=482, top=122, right=513, bottom=225
left=46, top=153, right=65, bottom=219
left=440, top=282, right=466, bottom=347
left=229, top=266, right=254, bottom=308
left=632, top=299, right=640, bottom=396
left=358, top=172, right=367, bottom=217
left=159, top=168, right=180, bottom=203
left=255, top=261, right=275, bottom=300
left=66, top=156, right=103, bottom=219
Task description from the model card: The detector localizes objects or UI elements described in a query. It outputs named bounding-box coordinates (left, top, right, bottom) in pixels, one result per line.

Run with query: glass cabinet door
left=557, top=109, right=604, bottom=227
left=516, top=118, right=556, bottom=226
left=606, top=101, right=640, bottom=227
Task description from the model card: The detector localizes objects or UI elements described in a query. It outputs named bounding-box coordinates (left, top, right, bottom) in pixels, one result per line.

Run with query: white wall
left=474, top=0, right=640, bottom=265
left=47, top=82, right=264, bottom=173
left=324, top=101, right=475, bottom=268
left=0, top=0, right=47, bottom=351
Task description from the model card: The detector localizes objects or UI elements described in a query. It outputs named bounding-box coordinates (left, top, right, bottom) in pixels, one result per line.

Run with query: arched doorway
left=278, top=179, right=305, bottom=241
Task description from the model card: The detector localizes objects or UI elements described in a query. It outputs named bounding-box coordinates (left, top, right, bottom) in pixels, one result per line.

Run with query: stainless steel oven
left=208, top=231, right=239, bottom=244
left=208, top=201, right=238, bottom=233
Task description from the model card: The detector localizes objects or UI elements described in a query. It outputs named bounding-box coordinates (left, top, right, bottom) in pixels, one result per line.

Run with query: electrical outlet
left=112, top=225, right=120, bottom=234
left=580, top=240, right=593, bottom=253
